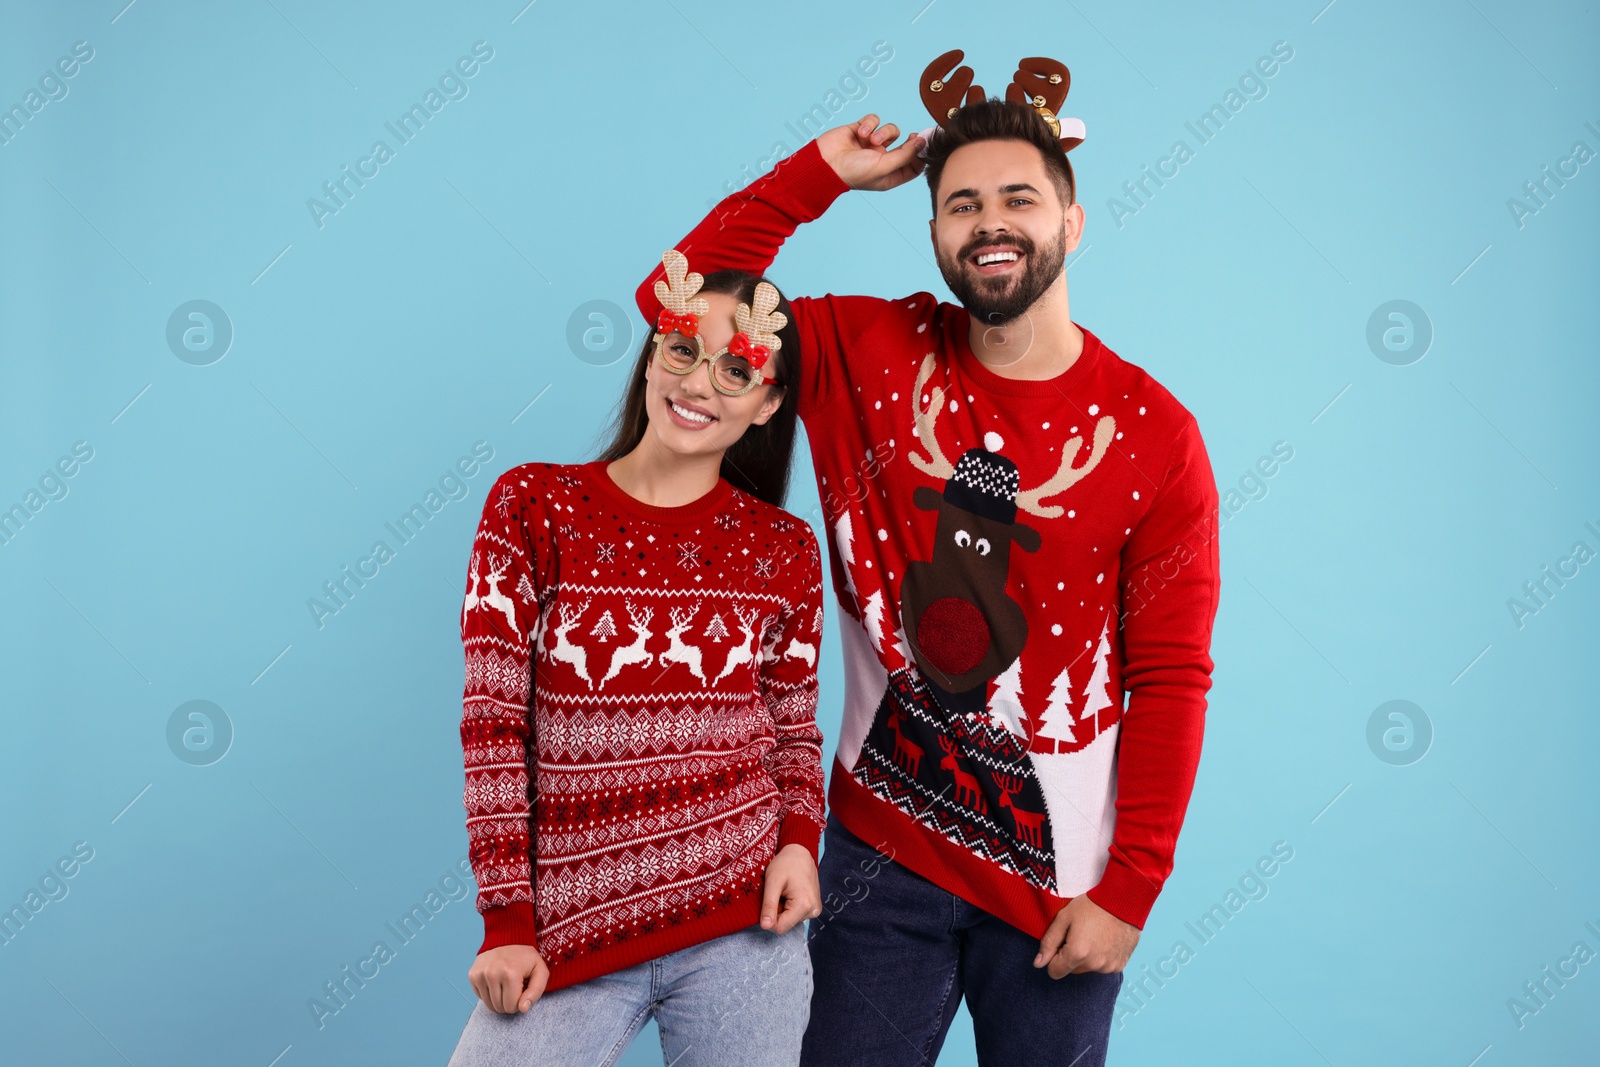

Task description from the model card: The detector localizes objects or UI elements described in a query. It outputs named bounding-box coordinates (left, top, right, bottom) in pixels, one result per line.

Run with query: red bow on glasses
left=657, top=308, right=700, bottom=338
left=728, top=332, right=770, bottom=370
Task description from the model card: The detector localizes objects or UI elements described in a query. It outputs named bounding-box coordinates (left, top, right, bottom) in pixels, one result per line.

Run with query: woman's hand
left=760, top=843, right=822, bottom=934
left=816, top=114, right=927, bottom=192
left=468, top=943, right=549, bottom=1014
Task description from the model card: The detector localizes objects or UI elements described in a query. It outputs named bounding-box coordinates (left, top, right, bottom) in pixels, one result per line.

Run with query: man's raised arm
left=633, top=138, right=845, bottom=309
left=634, top=117, right=926, bottom=417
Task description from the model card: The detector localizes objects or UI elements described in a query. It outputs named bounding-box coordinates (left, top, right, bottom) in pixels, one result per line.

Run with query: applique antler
left=1014, top=417, right=1115, bottom=518
left=909, top=352, right=954, bottom=480
left=909, top=351, right=1113, bottom=518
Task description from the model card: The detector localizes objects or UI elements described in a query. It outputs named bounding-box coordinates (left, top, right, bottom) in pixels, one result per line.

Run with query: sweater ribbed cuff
left=775, top=810, right=823, bottom=867
left=478, top=901, right=538, bottom=956
left=1084, top=856, right=1163, bottom=931
left=773, top=139, right=852, bottom=220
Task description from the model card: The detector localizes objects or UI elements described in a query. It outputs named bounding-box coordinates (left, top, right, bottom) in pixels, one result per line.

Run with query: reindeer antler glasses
left=651, top=249, right=786, bottom=397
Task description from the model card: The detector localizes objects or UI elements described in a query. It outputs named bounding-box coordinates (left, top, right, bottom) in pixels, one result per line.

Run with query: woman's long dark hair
left=590, top=269, right=803, bottom=508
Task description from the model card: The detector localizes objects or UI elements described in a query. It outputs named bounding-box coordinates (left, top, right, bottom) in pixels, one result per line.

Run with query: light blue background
left=2, top=1, right=1597, bottom=1064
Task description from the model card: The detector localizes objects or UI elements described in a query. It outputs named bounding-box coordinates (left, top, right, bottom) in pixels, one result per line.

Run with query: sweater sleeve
left=756, top=529, right=828, bottom=864
left=460, top=467, right=549, bottom=954
left=1085, top=415, right=1222, bottom=929
left=632, top=138, right=891, bottom=421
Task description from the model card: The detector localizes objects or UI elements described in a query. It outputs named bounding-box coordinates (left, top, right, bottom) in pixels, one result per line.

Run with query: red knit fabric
left=459, top=460, right=826, bottom=991
left=634, top=139, right=1222, bottom=934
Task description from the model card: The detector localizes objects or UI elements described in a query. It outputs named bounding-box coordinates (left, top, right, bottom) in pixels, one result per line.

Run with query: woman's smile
left=665, top=396, right=720, bottom=429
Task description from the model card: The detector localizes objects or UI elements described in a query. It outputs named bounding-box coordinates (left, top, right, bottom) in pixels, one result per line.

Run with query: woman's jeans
left=447, top=923, right=811, bottom=1067
left=799, top=813, right=1124, bottom=1067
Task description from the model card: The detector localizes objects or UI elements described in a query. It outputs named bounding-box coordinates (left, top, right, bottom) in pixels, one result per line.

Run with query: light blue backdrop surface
left=2, top=1, right=1597, bottom=1064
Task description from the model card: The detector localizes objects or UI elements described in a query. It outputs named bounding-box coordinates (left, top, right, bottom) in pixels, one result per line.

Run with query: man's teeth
left=670, top=399, right=714, bottom=424
left=976, top=251, right=1019, bottom=265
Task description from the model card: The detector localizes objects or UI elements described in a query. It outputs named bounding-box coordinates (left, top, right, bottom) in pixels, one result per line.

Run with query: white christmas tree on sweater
left=834, top=511, right=859, bottom=600
left=987, top=657, right=1028, bottom=737
left=703, top=612, right=729, bottom=642
left=1036, top=664, right=1077, bottom=743
left=861, top=590, right=886, bottom=653
left=1079, top=617, right=1114, bottom=734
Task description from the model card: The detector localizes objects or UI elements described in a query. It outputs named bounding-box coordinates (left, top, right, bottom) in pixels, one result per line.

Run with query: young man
left=633, top=58, right=1221, bottom=1067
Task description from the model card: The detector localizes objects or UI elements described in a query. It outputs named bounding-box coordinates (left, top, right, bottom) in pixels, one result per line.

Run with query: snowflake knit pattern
left=459, top=459, right=826, bottom=991
left=635, top=138, right=1222, bottom=936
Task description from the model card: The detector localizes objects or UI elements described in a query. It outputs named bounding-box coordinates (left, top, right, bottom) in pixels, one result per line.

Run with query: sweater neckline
left=580, top=460, right=733, bottom=524
left=950, top=308, right=1102, bottom=396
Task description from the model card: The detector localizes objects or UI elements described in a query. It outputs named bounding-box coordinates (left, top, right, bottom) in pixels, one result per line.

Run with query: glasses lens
left=659, top=333, right=700, bottom=371
left=713, top=352, right=757, bottom=393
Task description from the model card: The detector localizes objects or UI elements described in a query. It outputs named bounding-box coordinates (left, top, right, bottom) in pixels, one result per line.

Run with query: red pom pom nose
left=916, top=597, right=990, bottom=675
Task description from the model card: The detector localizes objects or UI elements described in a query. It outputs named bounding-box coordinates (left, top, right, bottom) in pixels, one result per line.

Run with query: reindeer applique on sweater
left=900, top=352, right=1115, bottom=717
left=851, top=352, right=1117, bottom=894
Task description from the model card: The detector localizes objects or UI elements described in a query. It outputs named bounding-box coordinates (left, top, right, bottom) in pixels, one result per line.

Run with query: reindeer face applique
left=901, top=450, right=1038, bottom=714
left=843, top=352, right=1120, bottom=893
left=898, top=352, right=1115, bottom=719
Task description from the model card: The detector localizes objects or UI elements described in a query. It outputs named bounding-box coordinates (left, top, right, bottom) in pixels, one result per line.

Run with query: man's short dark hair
left=921, top=99, right=1076, bottom=216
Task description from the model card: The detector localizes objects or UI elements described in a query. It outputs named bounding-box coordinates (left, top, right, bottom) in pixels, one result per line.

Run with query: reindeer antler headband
left=652, top=248, right=786, bottom=388
left=915, top=50, right=1086, bottom=159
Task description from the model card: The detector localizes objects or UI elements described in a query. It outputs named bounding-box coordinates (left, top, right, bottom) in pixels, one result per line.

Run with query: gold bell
left=1047, top=73, right=1062, bottom=84
left=930, top=78, right=944, bottom=92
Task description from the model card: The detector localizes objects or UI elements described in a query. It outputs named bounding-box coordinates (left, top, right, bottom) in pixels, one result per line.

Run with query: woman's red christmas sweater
left=459, top=459, right=826, bottom=991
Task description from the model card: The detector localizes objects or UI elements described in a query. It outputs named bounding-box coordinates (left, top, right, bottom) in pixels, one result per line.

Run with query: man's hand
left=468, top=943, right=549, bottom=1014
left=816, top=114, right=928, bottom=192
left=761, top=843, right=822, bottom=934
left=1033, top=894, right=1141, bottom=978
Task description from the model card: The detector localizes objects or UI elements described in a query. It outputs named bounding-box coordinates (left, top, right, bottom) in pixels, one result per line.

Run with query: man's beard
left=936, top=227, right=1067, bottom=327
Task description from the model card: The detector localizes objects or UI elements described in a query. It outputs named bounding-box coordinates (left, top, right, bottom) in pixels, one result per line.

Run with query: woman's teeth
left=669, top=399, right=715, bottom=424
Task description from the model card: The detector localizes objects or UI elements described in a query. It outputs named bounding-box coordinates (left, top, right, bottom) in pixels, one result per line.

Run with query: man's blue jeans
left=447, top=923, right=811, bottom=1066
left=800, top=813, right=1123, bottom=1067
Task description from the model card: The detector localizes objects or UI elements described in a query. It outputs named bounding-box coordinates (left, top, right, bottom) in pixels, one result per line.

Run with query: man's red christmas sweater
left=635, top=138, right=1222, bottom=935
left=459, top=459, right=826, bottom=991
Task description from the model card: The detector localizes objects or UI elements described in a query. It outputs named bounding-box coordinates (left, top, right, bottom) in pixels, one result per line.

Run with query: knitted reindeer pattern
left=459, top=459, right=826, bottom=990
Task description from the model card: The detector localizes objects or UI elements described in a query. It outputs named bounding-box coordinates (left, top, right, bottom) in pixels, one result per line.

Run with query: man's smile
left=970, top=245, right=1024, bottom=275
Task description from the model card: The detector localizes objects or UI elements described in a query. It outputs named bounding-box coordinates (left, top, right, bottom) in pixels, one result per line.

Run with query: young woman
left=448, top=250, right=827, bottom=1067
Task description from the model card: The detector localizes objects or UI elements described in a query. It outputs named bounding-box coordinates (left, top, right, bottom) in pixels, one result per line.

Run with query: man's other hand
left=1033, top=894, right=1141, bottom=977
